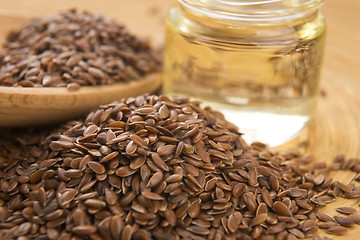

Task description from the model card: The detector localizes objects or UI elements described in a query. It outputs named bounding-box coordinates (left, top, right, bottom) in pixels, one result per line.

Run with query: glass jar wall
left=163, top=0, right=326, bottom=146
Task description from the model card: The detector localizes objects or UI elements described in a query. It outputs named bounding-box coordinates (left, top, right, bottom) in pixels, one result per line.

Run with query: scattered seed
left=72, top=225, right=97, bottom=235
left=317, top=213, right=334, bottom=222
left=142, top=191, right=164, bottom=200
left=348, top=214, right=360, bottom=224
left=87, top=161, right=106, bottom=174
left=317, top=221, right=339, bottom=229
left=146, top=171, right=163, bottom=188
left=250, top=213, right=267, bottom=227
left=326, top=226, right=348, bottom=235
left=334, top=215, right=354, bottom=227
left=273, top=201, right=292, bottom=217
left=336, top=207, right=356, bottom=215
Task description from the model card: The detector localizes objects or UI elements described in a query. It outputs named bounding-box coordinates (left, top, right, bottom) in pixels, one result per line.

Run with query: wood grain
left=0, top=73, right=161, bottom=126
left=0, top=0, right=359, bottom=238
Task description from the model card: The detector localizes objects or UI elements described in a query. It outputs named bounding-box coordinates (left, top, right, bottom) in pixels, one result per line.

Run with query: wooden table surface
left=0, top=0, right=359, bottom=239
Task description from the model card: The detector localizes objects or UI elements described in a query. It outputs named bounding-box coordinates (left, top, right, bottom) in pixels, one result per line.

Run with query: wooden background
left=0, top=0, right=359, bottom=238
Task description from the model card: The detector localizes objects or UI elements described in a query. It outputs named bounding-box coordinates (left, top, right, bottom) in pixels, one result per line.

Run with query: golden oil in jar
left=163, top=0, right=326, bottom=146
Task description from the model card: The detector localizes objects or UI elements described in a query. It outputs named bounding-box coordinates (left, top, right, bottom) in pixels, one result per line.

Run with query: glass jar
left=163, top=0, right=326, bottom=146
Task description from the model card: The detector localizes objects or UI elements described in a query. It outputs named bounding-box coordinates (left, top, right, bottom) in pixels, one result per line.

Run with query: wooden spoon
left=0, top=73, right=161, bottom=127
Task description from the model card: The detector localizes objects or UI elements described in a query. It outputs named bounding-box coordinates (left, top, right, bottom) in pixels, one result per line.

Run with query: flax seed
left=334, top=216, right=354, bottom=227
left=72, top=225, right=97, bottom=235
left=146, top=171, right=164, bottom=189
left=326, top=226, right=348, bottom=235
left=273, top=201, right=292, bottom=217
left=1, top=94, right=359, bottom=239
left=142, top=191, right=164, bottom=200
left=87, top=161, right=106, bottom=174
left=336, top=207, right=356, bottom=215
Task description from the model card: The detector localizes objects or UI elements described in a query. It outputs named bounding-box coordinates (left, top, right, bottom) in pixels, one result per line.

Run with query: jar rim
left=178, top=0, right=324, bottom=22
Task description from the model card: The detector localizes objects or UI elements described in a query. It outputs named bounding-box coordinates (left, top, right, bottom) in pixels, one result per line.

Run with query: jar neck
left=178, top=0, right=324, bottom=23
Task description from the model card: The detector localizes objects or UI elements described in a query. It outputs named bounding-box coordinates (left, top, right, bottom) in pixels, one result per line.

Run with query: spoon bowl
left=0, top=73, right=161, bottom=127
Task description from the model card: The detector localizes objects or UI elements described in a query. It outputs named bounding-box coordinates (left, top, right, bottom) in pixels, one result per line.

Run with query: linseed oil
left=163, top=0, right=326, bottom=146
